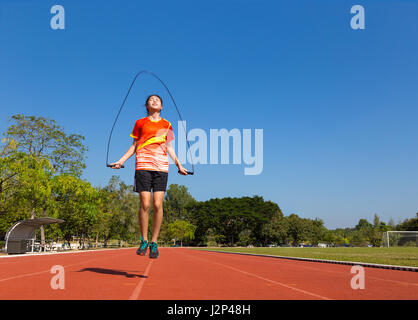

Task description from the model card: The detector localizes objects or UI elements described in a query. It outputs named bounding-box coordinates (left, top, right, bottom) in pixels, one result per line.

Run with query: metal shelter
left=5, top=217, right=64, bottom=254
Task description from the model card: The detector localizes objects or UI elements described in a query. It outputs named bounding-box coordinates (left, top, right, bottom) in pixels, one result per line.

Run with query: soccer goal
left=382, top=231, right=418, bottom=247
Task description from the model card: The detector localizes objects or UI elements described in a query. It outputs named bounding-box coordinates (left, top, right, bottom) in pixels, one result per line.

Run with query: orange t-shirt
left=130, top=117, right=174, bottom=172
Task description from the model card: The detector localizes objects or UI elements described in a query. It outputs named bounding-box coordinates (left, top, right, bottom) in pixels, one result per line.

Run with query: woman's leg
left=139, top=191, right=151, bottom=240
left=151, top=191, right=165, bottom=243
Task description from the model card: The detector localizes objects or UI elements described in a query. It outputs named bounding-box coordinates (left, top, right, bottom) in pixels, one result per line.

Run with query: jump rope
left=106, top=70, right=194, bottom=175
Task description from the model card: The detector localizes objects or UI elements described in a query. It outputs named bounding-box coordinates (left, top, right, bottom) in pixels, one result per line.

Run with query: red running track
left=0, top=248, right=417, bottom=300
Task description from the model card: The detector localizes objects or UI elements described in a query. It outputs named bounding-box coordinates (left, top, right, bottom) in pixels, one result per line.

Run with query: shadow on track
left=78, top=267, right=148, bottom=278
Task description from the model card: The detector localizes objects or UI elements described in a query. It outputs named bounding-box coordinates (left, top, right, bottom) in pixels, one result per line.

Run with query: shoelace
left=149, top=242, right=158, bottom=252
left=140, top=240, right=148, bottom=250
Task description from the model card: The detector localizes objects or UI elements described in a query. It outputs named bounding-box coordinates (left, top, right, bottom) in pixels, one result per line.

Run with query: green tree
left=368, top=214, right=391, bottom=247
left=0, top=141, right=22, bottom=216
left=4, top=114, right=87, bottom=177
left=0, top=150, right=55, bottom=248
left=205, top=228, right=218, bottom=246
left=167, top=220, right=197, bottom=246
left=396, top=215, right=418, bottom=231
left=355, top=219, right=373, bottom=231
left=373, top=214, right=380, bottom=228
left=188, top=196, right=284, bottom=246
left=1, top=114, right=88, bottom=239
left=51, top=174, right=99, bottom=246
left=100, top=176, right=140, bottom=246
left=261, top=212, right=288, bottom=245
left=331, top=228, right=350, bottom=246
left=286, top=214, right=310, bottom=246
left=350, top=230, right=368, bottom=246
left=307, top=218, right=328, bottom=245
left=237, top=229, right=253, bottom=246
left=164, top=184, right=195, bottom=223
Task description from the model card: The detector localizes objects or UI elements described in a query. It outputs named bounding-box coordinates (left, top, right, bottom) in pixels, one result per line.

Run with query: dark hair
left=145, top=94, right=163, bottom=106
left=145, top=95, right=163, bottom=115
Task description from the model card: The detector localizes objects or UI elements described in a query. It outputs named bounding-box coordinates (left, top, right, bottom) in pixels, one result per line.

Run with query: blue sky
left=1, top=0, right=417, bottom=229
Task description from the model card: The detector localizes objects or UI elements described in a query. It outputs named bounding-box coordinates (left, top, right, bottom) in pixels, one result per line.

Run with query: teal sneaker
left=136, top=237, right=149, bottom=256
left=149, top=242, right=159, bottom=259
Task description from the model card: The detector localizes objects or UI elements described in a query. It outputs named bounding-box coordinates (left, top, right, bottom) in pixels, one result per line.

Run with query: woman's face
left=147, top=95, right=162, bottom=111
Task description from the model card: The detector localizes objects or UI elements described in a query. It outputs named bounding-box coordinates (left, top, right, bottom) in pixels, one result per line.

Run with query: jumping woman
left=110, top=94, right=188, bottom=258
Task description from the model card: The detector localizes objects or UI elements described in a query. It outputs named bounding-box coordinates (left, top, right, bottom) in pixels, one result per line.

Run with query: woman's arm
left=165, top=141, right=188, bottom=175
left=109, top=139, right=137, bottom=169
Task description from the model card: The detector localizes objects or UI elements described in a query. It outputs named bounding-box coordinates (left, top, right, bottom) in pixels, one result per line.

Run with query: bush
left=403, top=241, right=417, bottom=247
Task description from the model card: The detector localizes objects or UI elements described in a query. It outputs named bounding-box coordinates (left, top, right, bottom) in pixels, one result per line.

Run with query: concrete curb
left=198, top=249, right=418, bottom=272
left=0, top=247, right=134, bottom=258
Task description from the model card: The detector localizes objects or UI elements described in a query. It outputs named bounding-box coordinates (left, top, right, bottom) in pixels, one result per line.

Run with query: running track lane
left=0, top=248, right=417, bottom=300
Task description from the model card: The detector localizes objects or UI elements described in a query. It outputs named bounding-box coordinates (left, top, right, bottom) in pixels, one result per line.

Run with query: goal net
left=382, top=231, right=418, bottom=247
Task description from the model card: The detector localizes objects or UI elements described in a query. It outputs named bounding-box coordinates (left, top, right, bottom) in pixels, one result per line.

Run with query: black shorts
left=133, top=170, right=168, bottom=192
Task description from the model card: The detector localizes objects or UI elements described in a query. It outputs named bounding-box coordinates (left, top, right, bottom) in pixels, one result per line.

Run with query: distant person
left=110, top=94, right=188, bottom=258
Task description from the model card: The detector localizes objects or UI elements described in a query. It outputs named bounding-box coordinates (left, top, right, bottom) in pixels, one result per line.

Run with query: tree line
left=0, top=114, right=416, bottom=248
left=161, top=187, right=417, bottom=247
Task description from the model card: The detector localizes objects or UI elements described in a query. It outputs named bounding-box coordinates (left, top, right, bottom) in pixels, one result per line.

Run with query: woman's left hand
left=177, top=165, right=188, bottom=175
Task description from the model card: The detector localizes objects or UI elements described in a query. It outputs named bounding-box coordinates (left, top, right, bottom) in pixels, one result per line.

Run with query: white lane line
left=0, top=247, right=133, bottom=259
left=269, top=260, right=418, bottom=287
left=0, top=251, right=133, bottom=283
left=199, top=250, right=418, bottom=272
left=129, top=259, right=154, bottom=300
left=199, top=250, right=418, bottom=288
left=184, top=251, right=332, bottom=300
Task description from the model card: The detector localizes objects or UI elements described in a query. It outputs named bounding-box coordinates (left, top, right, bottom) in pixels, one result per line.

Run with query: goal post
left=382, top=231, right=418, bottom=247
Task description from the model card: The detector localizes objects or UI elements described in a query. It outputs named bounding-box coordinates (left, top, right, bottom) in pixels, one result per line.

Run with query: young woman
left=110, top=94, right=188, bottom=258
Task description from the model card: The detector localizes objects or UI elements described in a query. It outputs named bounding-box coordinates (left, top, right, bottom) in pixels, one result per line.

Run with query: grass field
left=194, top=247, right=418, bottom=267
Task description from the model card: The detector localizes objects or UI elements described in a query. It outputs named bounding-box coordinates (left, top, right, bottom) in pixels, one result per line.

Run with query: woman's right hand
left=109, top=162, right=123, bottom=169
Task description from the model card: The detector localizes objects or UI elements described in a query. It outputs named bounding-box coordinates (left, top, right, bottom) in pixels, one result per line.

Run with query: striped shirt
left=130, top=117, right=174, bottom=172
